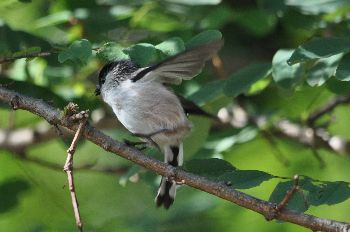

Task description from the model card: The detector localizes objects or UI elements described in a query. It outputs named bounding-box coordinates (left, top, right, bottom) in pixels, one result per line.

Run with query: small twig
left=310, top=149, right=325, bottom=169
left=261, top=131, right=290, bottom=166
left=275, top=175, right=300, bottom=213
left=307, top=96, right=350, bottom=126
left=64, top=120, right=87, bottom=232
left=0, top=51, right=53, bottom=64
left=13, top=151, right=129, bottom=175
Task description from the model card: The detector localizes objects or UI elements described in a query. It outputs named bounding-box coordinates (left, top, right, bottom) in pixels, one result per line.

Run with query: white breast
left=102, top=79, right=191, bottom=144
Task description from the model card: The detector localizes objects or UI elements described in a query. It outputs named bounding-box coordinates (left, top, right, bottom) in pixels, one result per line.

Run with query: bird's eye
left=99, top=76, right=105, bottom=85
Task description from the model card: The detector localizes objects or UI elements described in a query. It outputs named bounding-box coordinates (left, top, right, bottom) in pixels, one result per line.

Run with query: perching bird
left=95, top=39, right=223, bottom=209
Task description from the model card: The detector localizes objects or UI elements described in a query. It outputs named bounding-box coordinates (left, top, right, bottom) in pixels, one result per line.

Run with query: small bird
left=95, top=39, right=223, bottom=209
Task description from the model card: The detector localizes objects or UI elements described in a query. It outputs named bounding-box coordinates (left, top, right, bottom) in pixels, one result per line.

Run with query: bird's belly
left=115, top=107, right=151, bottom=134
left=109, top=81, right=191, bottom=144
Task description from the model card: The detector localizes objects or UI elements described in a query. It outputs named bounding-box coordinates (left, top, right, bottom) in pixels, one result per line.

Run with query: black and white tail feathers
left=155, top=144, right=183, bottom=209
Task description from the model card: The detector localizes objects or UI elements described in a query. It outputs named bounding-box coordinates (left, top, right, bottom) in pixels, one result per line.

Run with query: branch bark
left=0, top=86, right=349, bottom=232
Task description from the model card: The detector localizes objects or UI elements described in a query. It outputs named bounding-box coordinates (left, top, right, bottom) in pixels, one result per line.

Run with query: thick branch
left=0, top=86, right=349, bottom=232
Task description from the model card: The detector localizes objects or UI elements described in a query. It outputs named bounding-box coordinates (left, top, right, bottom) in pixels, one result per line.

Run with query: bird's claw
left=124, top=139, right=147, bottom=151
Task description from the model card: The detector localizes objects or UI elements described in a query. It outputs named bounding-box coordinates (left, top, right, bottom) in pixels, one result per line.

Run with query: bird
left=95, top=38, right=223, bottom=209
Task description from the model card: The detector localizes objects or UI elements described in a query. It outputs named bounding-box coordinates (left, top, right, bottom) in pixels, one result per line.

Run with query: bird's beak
left=95, top=86, right=101, bottom=96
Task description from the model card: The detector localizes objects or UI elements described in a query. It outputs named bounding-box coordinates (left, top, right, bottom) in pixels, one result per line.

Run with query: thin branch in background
left=14, top=151, right=129, bottom=175
left=307, top=95, right=350, bottom=126
left=64, top=119, right=87, bottom=232
left=0, top=47, right=101, bottom=64
left=0, top=51, right=53, bottom=64
left=261, top=131, right=290, bottom=166
left=310, top=148, right=325, bottom=169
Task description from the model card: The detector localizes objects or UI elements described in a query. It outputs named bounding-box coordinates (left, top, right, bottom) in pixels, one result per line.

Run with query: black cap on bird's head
left=95, top=60, right=139, bottom=96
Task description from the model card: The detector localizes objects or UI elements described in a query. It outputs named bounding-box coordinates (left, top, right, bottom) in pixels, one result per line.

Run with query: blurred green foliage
left=1, top=0, right=350, bottom=231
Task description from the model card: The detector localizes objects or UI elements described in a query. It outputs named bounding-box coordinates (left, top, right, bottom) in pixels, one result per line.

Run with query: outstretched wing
left=131, top=39, right=223, bottom=85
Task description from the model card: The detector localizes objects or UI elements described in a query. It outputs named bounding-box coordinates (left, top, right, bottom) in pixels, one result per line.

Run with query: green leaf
left=96, top=42, right=129, bottom=61
left=134, top=11, right=185, bottom=33
left=219, top=170, right=273, bottom=189
left=326, top=76, right=350, bottom=95
left=336, top=54, right=350, bottom=81
left=188, top=80, right=225, bottom=105
left=183, top=116, right=211, bottom=159
left=58, top=39, right=92, bottom=64
left=186, top=30, right=222, bottom=48
left=123, top=43, right=158, bottom=67
left=155, top=37, right=185, bottom=56
left=306, top=54, right=342, bottom=87
left=206, top=127, right=258, bottom=152
left=272, top=49, right=303, bottom=89
left=285, top=0, right=349, bottom=15
left=0, top=178, right=30, bottom=213
left=184, top=158, right=236, bottom=177
left=269, top=181, right=309, bottom=212
left=235, top=9, right=277, bottom=37
left=224, top=63, right=271, bottom=96
left=308, top=182, right=350, bottom=206
left=288, top=37, right=350, bottom=65
left=33, top=11, right=72, bottom=28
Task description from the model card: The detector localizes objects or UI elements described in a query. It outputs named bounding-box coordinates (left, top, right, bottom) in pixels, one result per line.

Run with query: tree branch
left=0, top=86, right=349, bottom=232
left=307, top=95, right=350, bottom=126
left=0, top=51, right=53, bottom=64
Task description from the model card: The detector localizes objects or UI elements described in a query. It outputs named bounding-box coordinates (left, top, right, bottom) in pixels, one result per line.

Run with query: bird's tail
left=155, top=143, right=183, bottom=209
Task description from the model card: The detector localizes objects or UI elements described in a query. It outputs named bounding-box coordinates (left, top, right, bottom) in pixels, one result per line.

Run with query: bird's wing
left=131, top=39, right=223, bottom=85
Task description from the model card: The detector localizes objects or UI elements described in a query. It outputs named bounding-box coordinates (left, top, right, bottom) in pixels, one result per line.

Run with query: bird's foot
left=124, top=139, right=147, bottom=151
left=130, top=130, right=172, bottom=151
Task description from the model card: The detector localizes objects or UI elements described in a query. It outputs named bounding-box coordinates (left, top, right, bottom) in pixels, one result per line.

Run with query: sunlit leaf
left=285, top=0, right=349, bottom=15
left=288, top=37, right=350, bottom=64
left=306, top=54, right=342, bottom=87
left=123, top=43, right=157, bottom=66
left=58, top=39, right=92, bottom=64
left=272, top=49, right=303, bottom=89
left=97, top=42, right=129, bottom=61
left=155, top=37, right=185, bottom=56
